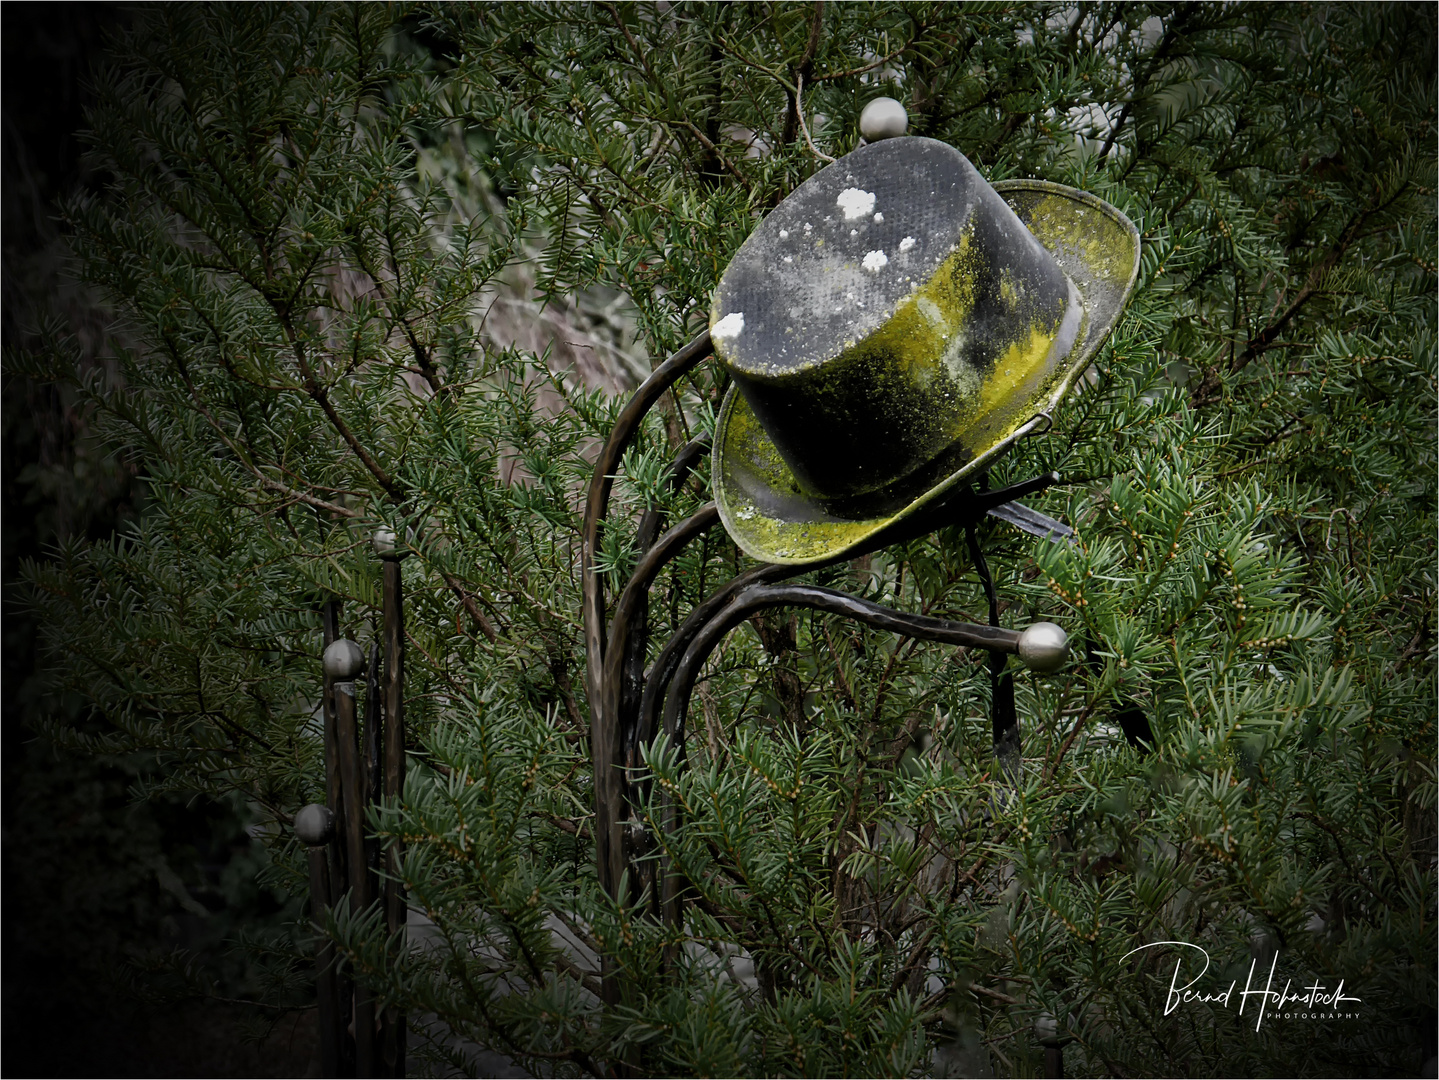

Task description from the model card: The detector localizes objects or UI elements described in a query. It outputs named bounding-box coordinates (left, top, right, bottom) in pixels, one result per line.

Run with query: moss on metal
left=1023, top=194, right=1136, bottom=286
left=722, top=221, right=1072, bottom=502
left=718, top=393, right=889, bottom=562
left=724, top=396, right=801, bottom=497
left=713, top=180, right=1141, bottom=566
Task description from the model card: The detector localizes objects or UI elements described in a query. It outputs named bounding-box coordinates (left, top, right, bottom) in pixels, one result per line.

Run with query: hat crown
left=711, top=138, right=1080, bottom=505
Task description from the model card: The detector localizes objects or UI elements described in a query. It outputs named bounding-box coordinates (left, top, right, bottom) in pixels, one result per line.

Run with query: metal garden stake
left=319, top=600, right=355, bottom=1075
left=324, top=636, right=375, bottom=1076
left=374, top=526, right=408, bottom=1079
left=581, top=97, right=1140, bottom=1034
left=304, top=528, right=410, bottom=1078
left=305, top=533, right=409, bottom=1077
left=296, top=802, right=341, bottom=1077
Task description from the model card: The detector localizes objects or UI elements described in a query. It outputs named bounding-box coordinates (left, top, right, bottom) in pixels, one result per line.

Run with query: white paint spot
left=779, top=229, right=789, bottom=239
left=783, top=255, right=792, bottom=263
left=899, top=236, right=917, bottom=252
left=874, top=212, right=884, bottom=223
left=837, top=187, right=876, bottom=220
left=862, top=250, right=889, bottom=272
left=712, top=312, right=745, bottom=340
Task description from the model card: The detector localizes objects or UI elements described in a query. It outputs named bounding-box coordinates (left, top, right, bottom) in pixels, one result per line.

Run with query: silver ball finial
left=1017, top=621, right=1068, bottom=673
left=295, top=803, right=335, bottom=846
left=1033, top=1012, right=1061, bottom=1047
left=372, top=526, right=399, bottom=558
left=323, top=638, right=365, bottom=680
left=859, top=97, right=908, bottom=142
left=1034, top=1011, right=1072, bottom=1048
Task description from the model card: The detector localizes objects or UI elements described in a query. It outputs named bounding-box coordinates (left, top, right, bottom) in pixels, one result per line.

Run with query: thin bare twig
left=795, top=73, right=835, bottom=164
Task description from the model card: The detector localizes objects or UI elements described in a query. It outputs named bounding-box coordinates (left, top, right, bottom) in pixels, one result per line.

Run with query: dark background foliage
left=3, top=6, right=314, bottom=1075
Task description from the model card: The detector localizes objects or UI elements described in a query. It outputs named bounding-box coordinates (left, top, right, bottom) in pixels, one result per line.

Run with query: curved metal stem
left=631, top=435, right=713, bottom=556
left=660, top=583, right=1022, bottom=746
left=633, top=470, right=1064, bottom=763
left=583, top=333, right=713, bottom=692
left=650, top=579, right=1029, bottom=930
left=633, top=561, right=794, bottom=767
left=583, top=332, right=711, bottom=912
left=603, top=502, right=719, bottom=774
left=604, top=505, right=721, bottom=917
left=617, top=437, right=713, bottom=779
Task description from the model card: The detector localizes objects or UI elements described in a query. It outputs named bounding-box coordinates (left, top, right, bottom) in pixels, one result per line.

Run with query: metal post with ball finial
left=1034, top=1010, right=1074, bottom=1078
left=324, top=636, right=374, bottom=1077
left=372, top=525, right=408, bottom=1079
left=296, top=802, right=341, bottom=1077
left=303, top=528, right=410, bottom=1078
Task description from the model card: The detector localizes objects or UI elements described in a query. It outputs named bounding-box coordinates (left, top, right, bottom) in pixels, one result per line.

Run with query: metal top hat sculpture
left=581, top=103, right=1139, bottom=997
left=711, top=135, right=1138, bottom=564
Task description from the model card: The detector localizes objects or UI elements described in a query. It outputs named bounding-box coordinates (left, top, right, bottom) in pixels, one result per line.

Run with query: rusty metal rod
left=603, top=503, right=719, bottom=775
left=304, top=822, right=340, bottom=1077
left=321, top=601, right=346, bottom=913
left=380, top=554, right=406, bottom=1077
left=661, top=583, right=1022, bottom=749
left=618, top=436, right=714, bottom=786
left=333, top=672, right=374, bottom=1077
left=333, top=677, right=368, bottom=907
left=364, top=642, right=382, bottom=892
left=319, top=602, right=353, bottom=1073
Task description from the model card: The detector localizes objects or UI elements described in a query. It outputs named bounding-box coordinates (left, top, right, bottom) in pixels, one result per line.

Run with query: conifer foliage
left=17, top=3, right=1436, bottom=1076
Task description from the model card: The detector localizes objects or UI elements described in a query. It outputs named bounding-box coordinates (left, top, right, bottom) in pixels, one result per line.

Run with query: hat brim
left=713, top=180, right=1140, bottom=565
